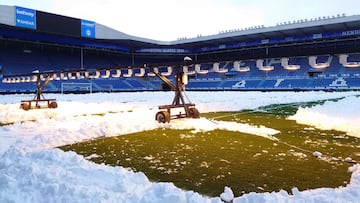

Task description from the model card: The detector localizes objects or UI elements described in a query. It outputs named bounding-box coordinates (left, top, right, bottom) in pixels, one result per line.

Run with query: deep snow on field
left=0, top=91, right=359, bottom=202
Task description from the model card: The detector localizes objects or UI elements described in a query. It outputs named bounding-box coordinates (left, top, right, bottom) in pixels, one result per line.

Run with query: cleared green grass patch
left=60, top=101, right=359, bottom=197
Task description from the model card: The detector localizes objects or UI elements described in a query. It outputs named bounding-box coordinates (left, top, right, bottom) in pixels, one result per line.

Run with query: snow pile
left=220, top=186, right=234, bottom=202
left=313, top=151, right=323, bottom=158
left=0, top=108, right=159, bottom=153
left=188, top=91, right=358, bottom=113
left=289, top=96, right=360, bottom=138
left=0, top=148, right=216, bottom=203
left=1, top=91, right=360, bottom=202
left=162, top=118, right=279, bottom=140
left=233, top=164, right=360, bottom=203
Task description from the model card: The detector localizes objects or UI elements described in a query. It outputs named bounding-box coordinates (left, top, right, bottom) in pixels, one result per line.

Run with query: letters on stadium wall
left=136, top=48, right=191, bottom=53
left=81, top=20, right=95, bottom=38
left=342, top=29, right=360, bottom=36
left=15, top=6, right=36, bottom=29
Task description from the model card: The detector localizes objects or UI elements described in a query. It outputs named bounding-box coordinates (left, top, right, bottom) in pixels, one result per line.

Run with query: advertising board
left=15, top=6, right=36, bottom=29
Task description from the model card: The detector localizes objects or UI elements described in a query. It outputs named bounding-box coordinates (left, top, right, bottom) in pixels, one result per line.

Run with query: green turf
left=59, top=100, right=359, bottom=197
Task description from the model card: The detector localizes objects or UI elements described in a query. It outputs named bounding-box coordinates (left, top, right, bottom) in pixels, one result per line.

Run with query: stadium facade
left=1, top=5, right=360, bottom=93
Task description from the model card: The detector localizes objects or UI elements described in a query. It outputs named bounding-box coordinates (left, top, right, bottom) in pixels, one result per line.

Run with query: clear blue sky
left=2, top=0, right=359, bottom=41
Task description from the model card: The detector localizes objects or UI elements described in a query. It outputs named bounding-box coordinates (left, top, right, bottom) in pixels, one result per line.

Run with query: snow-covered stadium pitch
left=0, top=91, right=360, bottom=202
